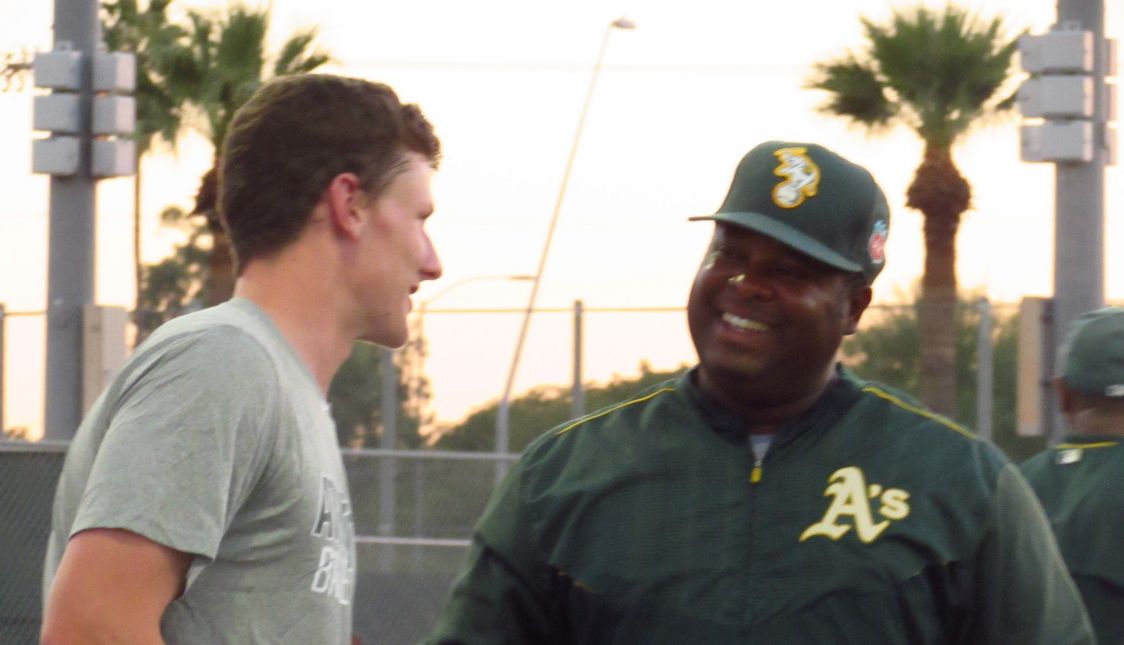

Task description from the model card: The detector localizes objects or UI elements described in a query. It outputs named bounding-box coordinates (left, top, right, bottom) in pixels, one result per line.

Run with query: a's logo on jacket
left=771, top=147, right=820, bottom=208
left=799, top=466, right=911, bottom=543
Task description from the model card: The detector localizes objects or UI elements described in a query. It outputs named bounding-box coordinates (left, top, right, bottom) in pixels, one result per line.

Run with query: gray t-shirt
left=44, top=298, right=356, bottom=644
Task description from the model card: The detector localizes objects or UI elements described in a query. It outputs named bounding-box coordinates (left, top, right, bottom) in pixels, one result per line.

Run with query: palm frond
left=273, top=27, right=332, bottom=77
left=852, top=4, right=1020, bottom=146
left=807, top=55, right=897, bottom=129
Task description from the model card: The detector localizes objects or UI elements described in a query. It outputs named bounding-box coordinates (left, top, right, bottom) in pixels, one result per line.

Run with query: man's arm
left=41, top=528, right=192, bottom=645
left=970, top=464, right=1095, bottom=645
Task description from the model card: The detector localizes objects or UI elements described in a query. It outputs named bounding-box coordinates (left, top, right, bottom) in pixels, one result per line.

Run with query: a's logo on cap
left=771, top=147, right=820, bottom=209
left=868, top=220, right=888, bottom=266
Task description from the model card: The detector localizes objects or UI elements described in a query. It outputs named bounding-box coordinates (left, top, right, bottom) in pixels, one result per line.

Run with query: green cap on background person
left=1059, top=307, right=1124, bottom=398
left=690, top=140, right=890, bottom=285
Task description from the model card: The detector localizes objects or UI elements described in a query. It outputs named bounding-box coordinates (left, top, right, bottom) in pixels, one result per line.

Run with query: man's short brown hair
left=219, top=74, right=440, bottom=272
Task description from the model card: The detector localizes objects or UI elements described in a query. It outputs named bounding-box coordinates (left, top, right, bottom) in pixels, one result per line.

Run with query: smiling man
left=42, top=75, right=442, bottom=644
left=428, top=141, right=1093, bottom=644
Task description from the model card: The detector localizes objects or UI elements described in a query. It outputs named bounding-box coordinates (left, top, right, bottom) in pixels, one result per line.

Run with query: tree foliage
left=328, top=330, right=432, bottom=449
left=134, top=206, right=210, bottom=342
left=101, top=0, right=194, bottom=324
left=433, top=362, right=689, bottom=452
left=101, top=0, right=188, bottom=156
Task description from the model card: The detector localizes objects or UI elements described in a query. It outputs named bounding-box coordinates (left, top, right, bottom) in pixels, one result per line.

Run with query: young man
left=41, top=74, right=442, bottom=644
left=428, top=141, right=1093, bottom=643
left=1021, top=307, right=1124, bottom=645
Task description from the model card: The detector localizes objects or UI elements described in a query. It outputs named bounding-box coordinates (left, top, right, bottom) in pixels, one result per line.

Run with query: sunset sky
left=1, top=0, right=1120, bottom=436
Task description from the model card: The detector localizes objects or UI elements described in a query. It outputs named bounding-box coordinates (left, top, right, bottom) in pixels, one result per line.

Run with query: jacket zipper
left=750, top=457, right=763, bottom=484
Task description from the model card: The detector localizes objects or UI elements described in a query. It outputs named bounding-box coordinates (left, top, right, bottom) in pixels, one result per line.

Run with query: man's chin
left=358, top=329, right=408, bottom=349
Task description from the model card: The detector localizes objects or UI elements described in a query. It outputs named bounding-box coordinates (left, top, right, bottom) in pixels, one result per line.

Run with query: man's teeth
left=722, top=313, right=768, bottom=332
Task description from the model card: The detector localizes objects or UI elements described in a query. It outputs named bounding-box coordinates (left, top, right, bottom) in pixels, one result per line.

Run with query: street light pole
left=1051, top=0, right=1107, bottom=444
left=44, top=0, right=99, bottom=440
left=495, top=17, right=635, bottom=483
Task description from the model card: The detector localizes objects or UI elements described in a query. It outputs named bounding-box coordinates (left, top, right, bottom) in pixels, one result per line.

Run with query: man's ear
left=325, top=173, right=365, bottom=239
left=843, top=284, right=873, bottom=335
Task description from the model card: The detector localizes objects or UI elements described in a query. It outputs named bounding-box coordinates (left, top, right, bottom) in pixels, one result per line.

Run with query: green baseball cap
left=1060, top=307, right=1124, bottom=398
left=690, top=141, right=890, bottom=284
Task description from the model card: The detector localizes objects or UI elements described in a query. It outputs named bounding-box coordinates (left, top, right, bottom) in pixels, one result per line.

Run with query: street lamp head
left=610, top=17, right=636, bottom=30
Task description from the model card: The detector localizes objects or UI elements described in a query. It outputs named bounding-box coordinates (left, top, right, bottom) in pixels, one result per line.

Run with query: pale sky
left=1, top=0, right=1121, bottom=436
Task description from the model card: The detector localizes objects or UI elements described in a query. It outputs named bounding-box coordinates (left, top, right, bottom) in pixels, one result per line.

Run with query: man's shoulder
left=1018, top=449, right=1054, bottom=478
left=520, top=379, right=683, bottom=463
left=138, top=303, right=273, bottom=363
left=846, top=375, right=980, bottom=444
left=840, top=374, right=1009, bottom=491
left=120, top=306, right=281, bottom=401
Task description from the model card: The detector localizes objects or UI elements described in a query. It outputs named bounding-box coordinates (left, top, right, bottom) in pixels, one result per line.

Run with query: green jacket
left=429, top=369, right=1094, bottom=644
left=1022, top=435, right=1124, bottom=645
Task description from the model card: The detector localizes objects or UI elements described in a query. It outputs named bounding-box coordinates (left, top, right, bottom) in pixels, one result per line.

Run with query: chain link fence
left=0, top=441, right=66, bottom=645
left=343, top=449, right=515, bottom=644
left=0, top=443, right=510, bottom=644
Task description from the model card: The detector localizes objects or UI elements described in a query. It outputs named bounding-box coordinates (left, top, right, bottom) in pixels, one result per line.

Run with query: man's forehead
left=712, top=223, right=840, bottom=271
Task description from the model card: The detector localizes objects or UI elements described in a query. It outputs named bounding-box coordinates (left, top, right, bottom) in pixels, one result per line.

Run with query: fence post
left=976, top=297, right=993, bottom=440
left=0, top=303, right=5, bottom=434
left=378, top=348, right=398, bottom=570
left=571, top=299, right=585, bottom=419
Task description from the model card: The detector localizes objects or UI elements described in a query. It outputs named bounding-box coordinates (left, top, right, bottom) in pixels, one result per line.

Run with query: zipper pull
left=750, top=459, right=763, bottom=484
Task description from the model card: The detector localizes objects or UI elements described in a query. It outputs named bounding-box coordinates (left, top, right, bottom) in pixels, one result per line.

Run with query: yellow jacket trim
left=555, top=387, right=676, bottom=436
left=861, top=386, right=976, bottom=440
left=1056, top=441, right=1119, bottom=450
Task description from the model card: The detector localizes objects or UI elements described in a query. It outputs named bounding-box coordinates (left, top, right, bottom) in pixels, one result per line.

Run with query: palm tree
left=808, top=5, right=1019, bottom=417
left=100, top=0, right=191, bottom=329
left=174, top=5, right=330, bottom=305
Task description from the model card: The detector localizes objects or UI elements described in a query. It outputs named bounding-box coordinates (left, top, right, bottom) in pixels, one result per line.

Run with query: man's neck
left=234, top=251, right=355, bottom=395
left=698, top=366, right=838, bottom=435
left=1068, top=409, right=1124, bottom=438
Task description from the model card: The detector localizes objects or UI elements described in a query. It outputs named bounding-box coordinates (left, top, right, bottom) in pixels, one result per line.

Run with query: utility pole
left=1052, top=0, right=1109, bottom=401
left=43, top=0, right=99, bottom=440
left=35, top=0, right=135, bottom=439
left=1017, top=0, right=1115, bottom=442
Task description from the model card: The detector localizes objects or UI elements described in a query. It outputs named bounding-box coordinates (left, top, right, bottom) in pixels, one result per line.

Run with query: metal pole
left=571, top=299, right=585, bottom=419
left=496, top=19, right=632, bottom=483
left=1052, top=0, right=1106, bottom=444
left=378, top=349, right=398, bottom=527
left=44, top=0, right=99, bottom=440
left=975, top=297, right=993, bottom=440
left=0, top=303, right=5, bottom=435
left=377, top=347, right=398, bottom=570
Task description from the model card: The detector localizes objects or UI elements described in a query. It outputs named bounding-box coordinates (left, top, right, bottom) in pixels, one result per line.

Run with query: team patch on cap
left=771, top=147, right=820, bottom=209
left=868, top=220, right=888, bottom=266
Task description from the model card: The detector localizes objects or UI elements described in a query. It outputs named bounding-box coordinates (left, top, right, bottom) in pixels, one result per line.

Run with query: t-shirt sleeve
left=70, top=328, right=280, bottom=569
left=426, top=459, right=566, bottom=644
left=969, top=463, right=1096, bottom=645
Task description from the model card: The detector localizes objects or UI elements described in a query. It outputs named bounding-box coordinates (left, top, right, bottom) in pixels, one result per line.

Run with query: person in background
left=41, top=74, right=443, bottom=644
left=427, top=140, right=1094, bottom=644
left=1021, top=306, right=1124, bottom=645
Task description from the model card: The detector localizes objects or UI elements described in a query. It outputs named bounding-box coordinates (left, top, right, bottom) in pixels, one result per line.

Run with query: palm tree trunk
left=907, top=144, right=970, bottom=418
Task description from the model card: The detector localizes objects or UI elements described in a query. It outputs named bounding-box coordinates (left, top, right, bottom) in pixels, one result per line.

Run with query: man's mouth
left=721, top=312, right=770, bottom=332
